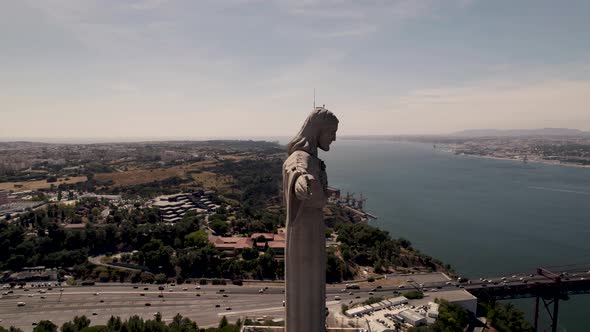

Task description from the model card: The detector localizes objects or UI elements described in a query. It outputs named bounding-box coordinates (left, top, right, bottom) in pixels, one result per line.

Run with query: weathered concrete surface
left=283, top=108, right=338, bottom=332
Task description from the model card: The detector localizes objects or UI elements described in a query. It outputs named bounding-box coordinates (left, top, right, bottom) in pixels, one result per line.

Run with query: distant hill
left=451, top=128, right=590, bottom=137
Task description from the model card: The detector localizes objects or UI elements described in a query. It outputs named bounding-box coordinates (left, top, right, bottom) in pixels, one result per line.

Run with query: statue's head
left=287, top=107, right=339, bottom=155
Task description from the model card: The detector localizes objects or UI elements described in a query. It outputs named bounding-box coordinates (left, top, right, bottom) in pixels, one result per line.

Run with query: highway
left=0, top=283, right=400, bottom=331
left=4, top=270, right=587, bottom=331
left=0, top=273, right=454, bottom=331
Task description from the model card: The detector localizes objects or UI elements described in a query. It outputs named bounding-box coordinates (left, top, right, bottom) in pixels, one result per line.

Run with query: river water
left=320, top=139, right=590, bottom=331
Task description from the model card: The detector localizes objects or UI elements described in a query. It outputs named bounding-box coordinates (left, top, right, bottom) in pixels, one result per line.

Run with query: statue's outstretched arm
left=294, top=173, right=324, bottom=202
left=294, top=174, right=313, bottom=200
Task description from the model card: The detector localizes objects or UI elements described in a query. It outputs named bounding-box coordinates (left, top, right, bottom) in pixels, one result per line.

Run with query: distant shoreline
left=451, top=152, right=590, bottom=169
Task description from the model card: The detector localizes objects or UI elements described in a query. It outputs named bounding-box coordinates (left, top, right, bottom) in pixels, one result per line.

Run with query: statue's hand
left=294, top=174, right=314, bottom=200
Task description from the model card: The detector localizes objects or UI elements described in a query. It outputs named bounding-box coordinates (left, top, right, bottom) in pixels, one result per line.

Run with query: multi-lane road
left=0, top=284, right=288, bottom=331
left=0, top=273, right=455, bottom=331
left=7, top=271, right=582, bottom=331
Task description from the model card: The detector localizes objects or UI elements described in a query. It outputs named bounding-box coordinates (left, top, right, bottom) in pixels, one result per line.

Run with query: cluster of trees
left=479, top=301, right=533, bottom=332
left=410, top=300, right=469, bottom=332
left=335, top=222, right=448, bottom=274
left=0, top=314, right=278, bottom=332
left=207, top=158, right=283, bottom=212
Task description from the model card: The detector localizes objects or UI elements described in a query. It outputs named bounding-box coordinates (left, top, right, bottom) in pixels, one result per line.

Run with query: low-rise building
left=399, top=309, right=427, bottom=326
left=209, top=236, right=254, bottom=254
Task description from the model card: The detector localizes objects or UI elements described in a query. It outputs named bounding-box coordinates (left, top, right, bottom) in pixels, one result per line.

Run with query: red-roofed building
left=250, top=233, right=275, bottom=241
left=209, top=236, right=253, bottom=254
left=251, top=233, right=285, bottom=256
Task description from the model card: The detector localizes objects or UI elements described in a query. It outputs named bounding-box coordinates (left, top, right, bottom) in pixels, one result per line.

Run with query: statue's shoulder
left=284, top=150, right=313, bottom=169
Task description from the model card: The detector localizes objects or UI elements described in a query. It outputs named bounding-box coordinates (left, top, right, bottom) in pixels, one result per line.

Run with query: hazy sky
left=2, top=0, right=590, bottom=140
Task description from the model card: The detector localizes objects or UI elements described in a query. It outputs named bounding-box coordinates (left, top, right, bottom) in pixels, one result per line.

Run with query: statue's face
left=318, top=125, right=338, bottom=151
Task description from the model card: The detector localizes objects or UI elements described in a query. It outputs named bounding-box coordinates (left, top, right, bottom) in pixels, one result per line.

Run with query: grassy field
left=190, top=171, right=234, bottom=191
left=94, top=167, right=187, bottom=186
left=0, top=176, right=87, bottom=191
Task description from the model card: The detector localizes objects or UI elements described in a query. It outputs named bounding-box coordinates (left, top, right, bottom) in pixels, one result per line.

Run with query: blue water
left=320, top=139, right=590, bottom=331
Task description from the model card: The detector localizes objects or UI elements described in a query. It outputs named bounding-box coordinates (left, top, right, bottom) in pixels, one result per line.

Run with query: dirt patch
left=94, top=168, right=187, bottom=187
left=190, top=171, right=234, bottom=191
left=0, top=176, right=87, bottom=191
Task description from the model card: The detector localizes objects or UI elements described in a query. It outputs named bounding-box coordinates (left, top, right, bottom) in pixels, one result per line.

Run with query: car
left=28, top=294, right=33, bottom=297
left=92, top=312, right=97, bottom=316
left=133, top=286, right=139, bottom=289
left=158, top=294, right=164, bottom=298
left=144, top=287, right=149, bottom=291
left=370, top=288, right=377, bottom=292
left=17, top=302, right=26, bottom=307
left=140, top=293, right=145, bottom=296
left=47, top=287, right=52, bottom=291
left=145, top=303, right=151, bottom=306
left=259, top=289, right=264, bottom=293
left=183, top=287, right=188, bottom=291
left=168, top=289, right=173, bottom=292
left=368, top=292, right=374, bottom=295
left=94, top=292, right=99, bottom=296
left=346, top=285, right=360, bottom=290
left=215, top=304, right=221, bottom=307
left=24, top=288, right=29, bottom=292
left=60, top=288, right=64, bottom=292
left=32, top=322, right=38, bottom=326
left=334, top=296, right=341, bottom=300
left=40, top=296, right=46, bottom=299
left=348, top=292, right=353, bottom=295
left=153, top=312, right=160, bottom=317
left=100, top=299, right=104, bottom=303
left=218, top=289, right=225, bottom=293
left=158, top=286, right=165, bottom=290
left=195, top=286, right=201, bottom=290
left=170, top=283, right=176, bottom=286
left=226, top=307, right=232, bottom=310
left=1, top=292, right=8, bottom=295
left=196, top=294, right=200, bottom=297
left=355, top=295, right=360, bottom=299
left=222, top=294, right=228, bottom=297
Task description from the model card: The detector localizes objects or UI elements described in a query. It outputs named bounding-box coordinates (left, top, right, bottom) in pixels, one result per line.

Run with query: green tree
left=34, top=320, right=57, bottom=332
left=0, top=327, right=23, bottom=332
left=60, top=322, right=76, bottom=332
left=73, top=316, right=91, bottom=331
left=106, top=316, right=122, bottom=332
left=209, top=219, right=229, bottom=235
left=184, top=230, right=208, bottom=248
left=155, top=273, right=167, bottom=284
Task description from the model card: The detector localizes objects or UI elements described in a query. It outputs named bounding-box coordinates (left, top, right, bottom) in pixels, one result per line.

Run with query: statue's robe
left=283, top=149, right=328, bottom=332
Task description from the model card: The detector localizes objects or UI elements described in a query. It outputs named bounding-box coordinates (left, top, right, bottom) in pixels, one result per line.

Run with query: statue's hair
left=287, top=107, right=339, bottom=156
